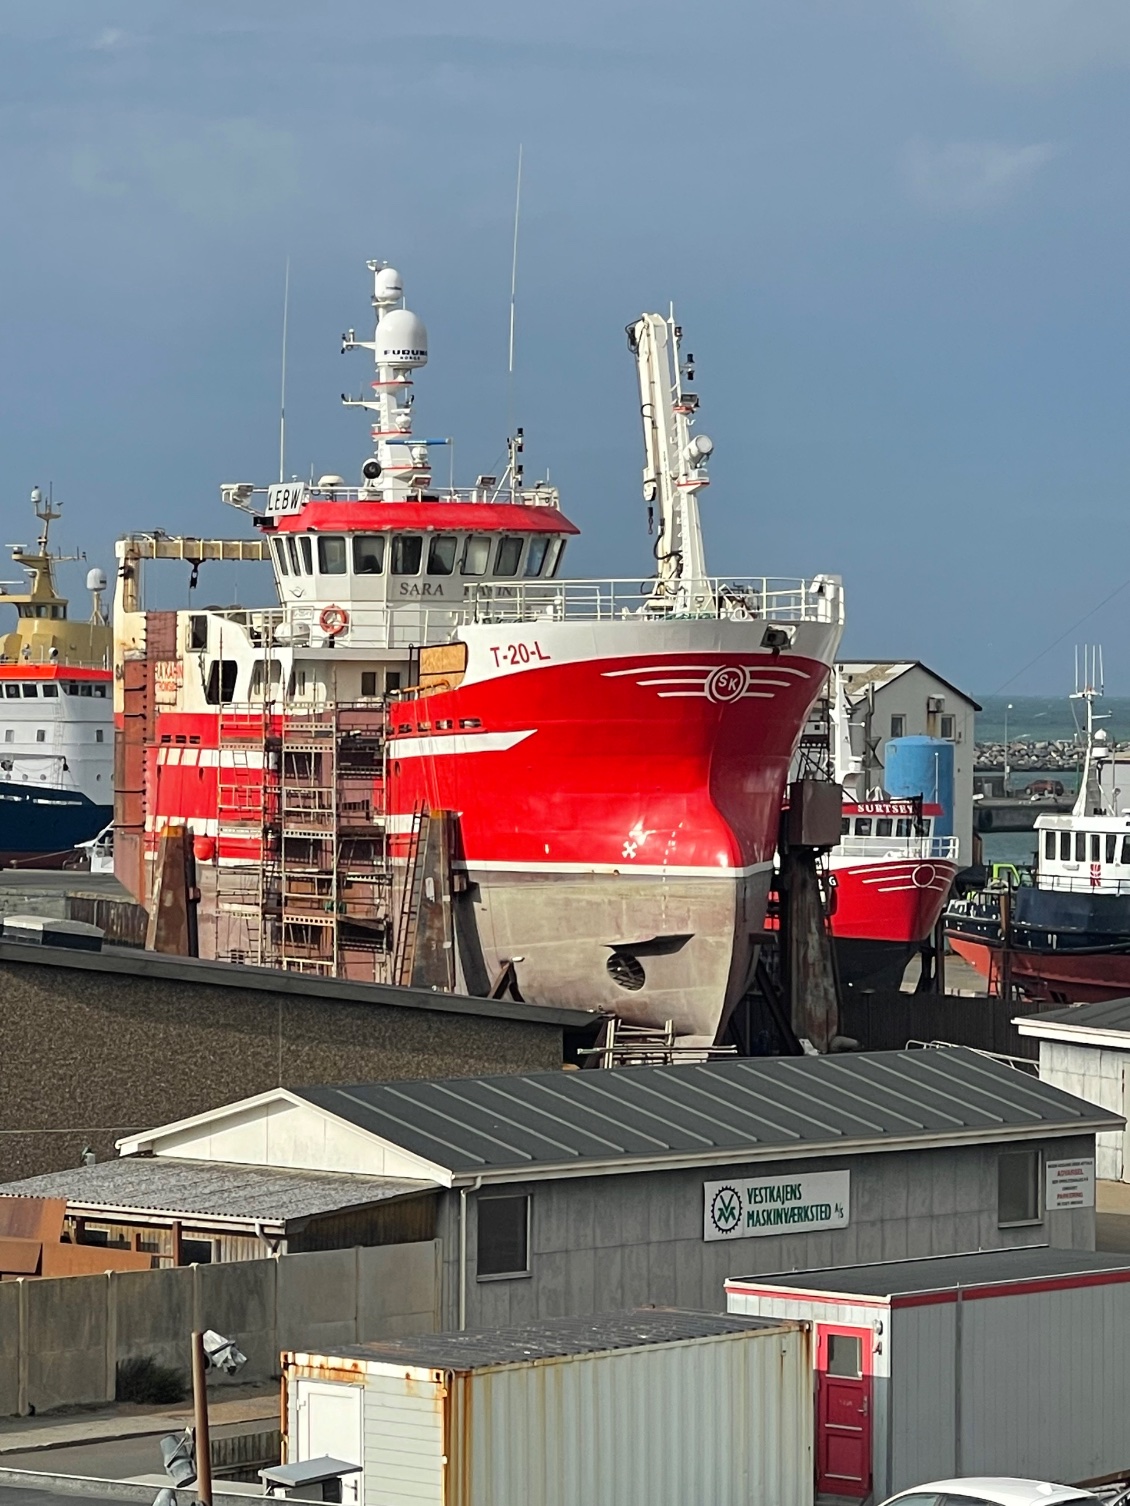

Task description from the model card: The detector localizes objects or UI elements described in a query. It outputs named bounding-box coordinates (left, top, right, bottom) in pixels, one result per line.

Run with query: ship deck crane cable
left=993, top=572, right=1130, bottom=693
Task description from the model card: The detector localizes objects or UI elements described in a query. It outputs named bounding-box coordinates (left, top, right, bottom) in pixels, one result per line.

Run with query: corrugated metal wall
left=444, top=1325, right=812, bottom=1506
left=361, top=1369, right=445, bottom=1506
left=889, top=1302, right=955, bottom=1495
left=953, top=1282, right=1130, bottom=1485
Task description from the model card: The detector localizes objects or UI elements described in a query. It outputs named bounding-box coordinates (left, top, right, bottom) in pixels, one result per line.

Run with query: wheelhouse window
left=494, top=536, right=524, bottom=576
left=1091, top=834, right=1101, bottom=862
left=523, top=536, right=550, bottom=576
left=352, top=535, right=386, bottom=575
left=1108, top=834, right=1118, bottom=864
left=1123, top=835, right=1130, bottom=865
left=204, top=660, right=238, bottom=705
left=21, top=685, right=38, bottom=697
left=1061, top=832, right=1071, bottom=861
left=896, top=818, right=912, bottom=837
left=998, top=1149, right=1040, bottom=1226
left=841, top=817, right=850, bottom=835
left=273, top=538, right=289, bottom=575
left=299, top=536, right=313, bottom=574
left=544, top=537, right=566, bottom=577
left=461, top=535, right=491, bottom=576
left=286, top=537, right=301, bottom=574
left=876, top=818, right=893, bottom=837
left=1045, top=832, right=1056, bottom=861
left=4, top=685, right=18, bottom=698
left=1075, top=832, right=1086, bottom=862
left=854, top=817, right=872, bottom=836
left=391, top=535, right=423, bottom=575
left=476, top=1193, right=530, bottom=1279
left=427, top=536, right=457, bottom=575
left=42, top=684, right=57, bottom=698
left=317, top=536, right=347, bottom=574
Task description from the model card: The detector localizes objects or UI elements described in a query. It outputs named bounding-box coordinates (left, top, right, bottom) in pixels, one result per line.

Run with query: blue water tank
left=885, top=736, right=954, bottom=836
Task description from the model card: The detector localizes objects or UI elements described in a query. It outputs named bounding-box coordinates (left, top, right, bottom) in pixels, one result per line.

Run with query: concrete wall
left=441, top=1136, right=1097, bottom=1329
left=1039, top=1040, right=1129, bottom=1181
left=0, top=950, right=567, bottom=1180
left=2, top=1240, right=440, bottom=1417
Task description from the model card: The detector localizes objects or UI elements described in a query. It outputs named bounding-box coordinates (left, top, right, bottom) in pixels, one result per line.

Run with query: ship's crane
left=627, top=310, right=713, bottom=613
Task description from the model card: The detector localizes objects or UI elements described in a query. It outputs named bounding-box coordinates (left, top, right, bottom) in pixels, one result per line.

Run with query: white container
left=282, top=1310, right=813, bottom=1506
left=726, top=1247, right=1130, bottom=1500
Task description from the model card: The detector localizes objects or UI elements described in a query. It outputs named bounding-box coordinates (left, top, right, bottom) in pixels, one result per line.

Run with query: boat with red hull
left=947, top=668, right=1130, bottom=1004
left=113, top=263, right=843, bottom=1041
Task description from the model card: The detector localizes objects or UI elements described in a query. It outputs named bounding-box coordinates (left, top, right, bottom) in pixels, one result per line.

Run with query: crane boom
left=627, top=309, right=713, bottom=612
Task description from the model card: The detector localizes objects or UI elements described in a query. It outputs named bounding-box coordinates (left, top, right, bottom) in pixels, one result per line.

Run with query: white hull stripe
left=390, top=729, right=536, bottom=759
left=602, top=664, right=811, bottom=679
left=157, top=747, right=266, bottom=769
left=452, top=858, right=774, bottom=879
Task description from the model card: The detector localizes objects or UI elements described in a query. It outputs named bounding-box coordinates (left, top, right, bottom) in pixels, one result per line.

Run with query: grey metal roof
left=311, top=1309, right=785, bottom=1371
left=294, top=1046, right=1120, bottom=1180
left=1019, top=998, right=1130, bottom=1036
left=0, top=938, right=596, bottom=1029
left=743, top=1247, right=1130, bottom=1299
left=0, top=1157, right=435, bottom=1226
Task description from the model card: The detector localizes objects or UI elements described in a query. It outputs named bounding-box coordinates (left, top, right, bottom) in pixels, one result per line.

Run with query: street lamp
left=1004, top=702, right=1013, bottom=790
left=155, top=1329, right=247, bottom=1506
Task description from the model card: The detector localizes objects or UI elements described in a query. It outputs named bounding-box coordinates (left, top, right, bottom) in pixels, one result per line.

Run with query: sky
left=2, top=0, right=1130, bottom=695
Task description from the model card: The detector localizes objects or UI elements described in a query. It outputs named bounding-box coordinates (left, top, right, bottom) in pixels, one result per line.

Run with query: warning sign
left=1045, top=1158, right=1095, bottom=1211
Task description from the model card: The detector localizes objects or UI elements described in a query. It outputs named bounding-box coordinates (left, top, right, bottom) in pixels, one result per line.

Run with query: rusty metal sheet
left=0, top=1196, right=67, bottom=1243
left=39, top=1243, right=152, bottom=1276
left=0, top=1237, right=42, bottom=1274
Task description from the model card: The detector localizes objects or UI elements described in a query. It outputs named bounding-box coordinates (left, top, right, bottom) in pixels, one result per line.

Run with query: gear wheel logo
left=709, top=1184, right=743, bottom=1235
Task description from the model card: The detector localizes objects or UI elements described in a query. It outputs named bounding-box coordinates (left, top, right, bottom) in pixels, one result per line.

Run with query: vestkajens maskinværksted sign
left=703, top=1171, right=850, bottom=1241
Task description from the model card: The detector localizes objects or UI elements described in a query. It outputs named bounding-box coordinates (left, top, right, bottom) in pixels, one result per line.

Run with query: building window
left=352, top=535, right=385, bottom=575
left=317, top=536, right=347, bottom=575
left=385, top=670, right=402, bottom=694
left=3, top=729, right=11, bottom=742
left=427, top=536, right=457, bottom=575
left=827, top=1333, right=862, bottom=1378
left=477, top=1193, right=530, bottom=1279
left=181, top=1238, right=214, bottom=1265
left=36, top=729, right=46, bottom=743
left=494, top=536, right=524, bottom=576
left=391, top=535, right=423, bottom=575
left=998, top=1149, right=1041, bottom=1225
left=940, top=714, right=956, bottom=740
left=361, top=672, right=378, bottom=697
left=95, top=729, right=104, bottom=743
left=890, top=714, right=905, bottom=738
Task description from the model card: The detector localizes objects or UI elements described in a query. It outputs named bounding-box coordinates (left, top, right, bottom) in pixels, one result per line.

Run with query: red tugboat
left=113, top=261, right=844, bottom=1041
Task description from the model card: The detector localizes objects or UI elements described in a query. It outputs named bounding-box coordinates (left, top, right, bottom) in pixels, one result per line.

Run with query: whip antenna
left=507, top=145, right=523, bottom=448
left=279, top=256, right=291, bottom=483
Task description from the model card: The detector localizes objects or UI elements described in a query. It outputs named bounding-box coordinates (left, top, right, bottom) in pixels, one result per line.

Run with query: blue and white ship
left=0, top=489, right=112, bottom=865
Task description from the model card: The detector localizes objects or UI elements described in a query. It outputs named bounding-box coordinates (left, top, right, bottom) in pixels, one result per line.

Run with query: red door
left=815, top=1325, right=872, bottom=1497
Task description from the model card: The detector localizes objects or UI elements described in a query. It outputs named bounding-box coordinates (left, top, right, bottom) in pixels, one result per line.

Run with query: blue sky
left=2, top=1, right=1130, bottom=694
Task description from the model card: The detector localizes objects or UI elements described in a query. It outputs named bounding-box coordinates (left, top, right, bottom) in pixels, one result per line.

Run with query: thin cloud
left=917, top=0, right=1130, bottom=87
left=901, top=138, right=1061, bottom=215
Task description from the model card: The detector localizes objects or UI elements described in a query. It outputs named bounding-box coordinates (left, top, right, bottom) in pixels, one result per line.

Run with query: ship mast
left=627, top=309, right=713, bottom=613
left=341, top=263, right=431, bottom=500
left=1070, top=646, right=1108, bottom=818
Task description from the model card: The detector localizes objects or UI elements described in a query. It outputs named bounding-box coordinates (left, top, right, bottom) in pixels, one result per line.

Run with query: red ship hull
left=948, top=934, right=1130, bottom=1004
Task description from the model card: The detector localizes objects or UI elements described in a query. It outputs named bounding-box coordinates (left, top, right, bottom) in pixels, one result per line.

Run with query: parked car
left=1025, top=778, right=1065, bottom=797
left=880, top=1479, right=1123, bottom=1506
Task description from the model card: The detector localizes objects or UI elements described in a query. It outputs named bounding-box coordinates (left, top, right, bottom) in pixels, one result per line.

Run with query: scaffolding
left=213, top=693, right=396, bottom=980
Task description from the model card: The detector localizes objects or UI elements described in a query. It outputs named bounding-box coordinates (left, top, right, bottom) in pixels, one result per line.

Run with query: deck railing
left=1037, top=872, right=1130, bottom=895
left=837, top=835, right=959, bottom=862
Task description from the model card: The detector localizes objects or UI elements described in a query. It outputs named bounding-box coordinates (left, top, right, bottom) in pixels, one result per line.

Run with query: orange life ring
left=319, top=604, right=349, bottom=637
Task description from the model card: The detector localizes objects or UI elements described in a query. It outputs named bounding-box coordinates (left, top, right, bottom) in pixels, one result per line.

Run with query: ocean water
left=977, top=694, right=1130, bottom=745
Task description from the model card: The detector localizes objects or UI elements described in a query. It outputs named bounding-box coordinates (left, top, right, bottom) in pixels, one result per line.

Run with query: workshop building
left=31, top=1046, right=1116, bottom=1330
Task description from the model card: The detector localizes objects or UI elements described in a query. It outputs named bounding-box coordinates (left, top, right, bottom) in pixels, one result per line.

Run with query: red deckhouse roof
left=269, top=501, right=580, bottom=536
left=0, top=663, right=110, bottom=681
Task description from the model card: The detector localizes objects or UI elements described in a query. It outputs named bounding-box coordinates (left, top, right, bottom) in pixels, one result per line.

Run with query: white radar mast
left=341, top=261, right=431, bottom=501
left=627, top=309, right=712, bottom=613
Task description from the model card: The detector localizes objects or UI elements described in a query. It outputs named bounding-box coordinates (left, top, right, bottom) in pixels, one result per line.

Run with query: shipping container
left=726, top=1246, right=1130, bottom=1501
left=282, top=1309, right=812, bottom=1506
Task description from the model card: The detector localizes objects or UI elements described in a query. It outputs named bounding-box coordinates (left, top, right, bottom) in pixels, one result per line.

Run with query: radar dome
left=375, top=308, right=428, bottom=368
left=86, top=567, right=107, bottom=593
left=373, top=266, right=404, bottom=303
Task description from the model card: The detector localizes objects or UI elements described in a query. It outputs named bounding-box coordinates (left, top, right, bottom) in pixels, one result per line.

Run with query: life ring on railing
left=319, top=604, right=349, bottom=637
